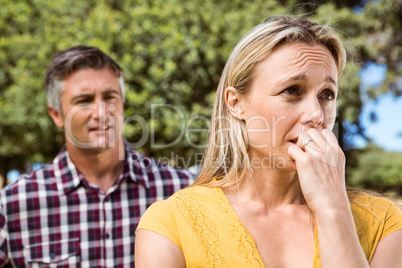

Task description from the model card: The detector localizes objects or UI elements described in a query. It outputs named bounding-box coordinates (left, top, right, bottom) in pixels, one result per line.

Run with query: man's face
left=52, top=68, right=124, bottom=151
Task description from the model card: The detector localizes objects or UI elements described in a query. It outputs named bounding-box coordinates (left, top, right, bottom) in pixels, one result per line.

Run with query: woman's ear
left=225, top=86, right=245, bottom=120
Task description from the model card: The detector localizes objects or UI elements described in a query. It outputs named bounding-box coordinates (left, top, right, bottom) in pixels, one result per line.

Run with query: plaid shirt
left=0, top=145, right=194, bottom=267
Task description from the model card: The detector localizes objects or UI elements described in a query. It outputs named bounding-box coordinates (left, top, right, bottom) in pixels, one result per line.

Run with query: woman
left=135, top=16, right=402, bottom=267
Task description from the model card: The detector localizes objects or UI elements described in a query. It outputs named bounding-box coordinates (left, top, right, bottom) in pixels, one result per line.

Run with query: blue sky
left=351, top=62, right=402, bottom=152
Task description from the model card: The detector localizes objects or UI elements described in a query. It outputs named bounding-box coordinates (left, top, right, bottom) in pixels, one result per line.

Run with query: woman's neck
left=224, top=167, right=306, bottom=210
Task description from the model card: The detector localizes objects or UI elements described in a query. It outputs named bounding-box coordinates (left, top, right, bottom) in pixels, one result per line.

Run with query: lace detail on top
left=176, top=187, right=264, bottom=268
left=176, top=189, right=228, bottom=267
left=215, top=189, right=263, bottom=267
left=138, top=186, right=400, bottom=267
left=312, top=221, right=321, bottom=268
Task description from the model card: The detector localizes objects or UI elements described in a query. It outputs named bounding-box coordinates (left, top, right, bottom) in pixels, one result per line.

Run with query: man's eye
left=104, top=95, right=118, bottom=101
left=75, top=99, right=90, bottom=104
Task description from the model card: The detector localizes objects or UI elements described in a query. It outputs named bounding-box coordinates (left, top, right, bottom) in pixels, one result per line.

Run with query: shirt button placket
left=104, top=195, right=114, bottom=266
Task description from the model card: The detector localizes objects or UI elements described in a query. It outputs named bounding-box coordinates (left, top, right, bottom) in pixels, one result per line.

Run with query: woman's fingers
left=289, top=125, right=348, bottom=215
left=301, top=128, right=326, bottom=150
left=321, top=128, right=339, bottom=145
left=288, top=142, right=305, bottom=162
left=297, top=127, right=342, bottom=168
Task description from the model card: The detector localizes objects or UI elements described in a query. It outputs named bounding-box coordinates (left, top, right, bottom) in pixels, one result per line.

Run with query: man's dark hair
left=45, top=46, right=124, bottom=113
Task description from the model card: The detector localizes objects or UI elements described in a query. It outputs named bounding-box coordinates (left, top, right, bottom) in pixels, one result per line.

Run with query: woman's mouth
left=290, top=138, right=298, bottom=144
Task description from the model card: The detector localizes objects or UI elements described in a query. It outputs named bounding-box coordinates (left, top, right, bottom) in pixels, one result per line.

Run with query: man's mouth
left=90, top=125, right=111, bottom=131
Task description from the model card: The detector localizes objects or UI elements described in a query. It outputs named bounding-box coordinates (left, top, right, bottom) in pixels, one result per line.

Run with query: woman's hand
left=288, top=127, right=349, bottom=216
left=289, top=127, right=371, bottom=267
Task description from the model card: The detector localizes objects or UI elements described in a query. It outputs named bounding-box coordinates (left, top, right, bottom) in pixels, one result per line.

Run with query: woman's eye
left=321, top=89, right=335, bottom=100
left=282, top=87, right=300, bottom=96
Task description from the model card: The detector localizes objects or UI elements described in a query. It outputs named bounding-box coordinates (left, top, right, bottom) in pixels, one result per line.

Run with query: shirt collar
left=124, top=145, right=150, bottom=189
left=54, top=146, right=84, bottom=196
left=55, top=145, right=151, bottom=195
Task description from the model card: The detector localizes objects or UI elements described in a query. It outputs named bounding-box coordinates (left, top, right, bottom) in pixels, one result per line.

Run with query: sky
left=351, top=62, right=402, bottom=152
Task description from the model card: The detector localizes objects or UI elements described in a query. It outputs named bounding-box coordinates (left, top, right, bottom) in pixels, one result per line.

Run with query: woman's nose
left=302, top=97, right=324, bottom=126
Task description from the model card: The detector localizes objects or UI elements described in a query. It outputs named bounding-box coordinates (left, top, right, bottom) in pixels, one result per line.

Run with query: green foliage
left=0, top=0, right=286, bottom=172
left=348, top=144, right=402, bottom=194
left=118, top=0, right=287, bottom=163
left=0, top=0, right=400, bottom=193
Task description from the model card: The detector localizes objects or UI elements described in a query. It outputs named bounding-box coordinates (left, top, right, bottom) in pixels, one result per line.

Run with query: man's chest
left=6, top=184, right=147, bottom=267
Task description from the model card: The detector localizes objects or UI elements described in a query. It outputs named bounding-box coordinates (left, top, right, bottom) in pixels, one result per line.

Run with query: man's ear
left=48, top=104, right=65, bottom=129
left=225, top=86, right=245, bottom=120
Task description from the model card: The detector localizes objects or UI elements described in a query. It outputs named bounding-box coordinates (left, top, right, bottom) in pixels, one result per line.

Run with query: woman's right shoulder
left=137, top=185, right=221, bottom=247
left=143, top=186, right=220, bottom=216
left=170, top=185, right=221, bottom=203
left=142, top=185, right=221, bottom=221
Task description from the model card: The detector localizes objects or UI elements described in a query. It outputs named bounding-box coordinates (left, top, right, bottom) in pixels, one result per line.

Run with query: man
left=0, top=46, right=194, bottom=267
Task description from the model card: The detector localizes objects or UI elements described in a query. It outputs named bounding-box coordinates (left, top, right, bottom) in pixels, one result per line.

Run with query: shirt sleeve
left=381, top=201, right=402, bottom=239
left=136, top=199, right=181, bottom=249
left=0, top=195, right=9, bottom=265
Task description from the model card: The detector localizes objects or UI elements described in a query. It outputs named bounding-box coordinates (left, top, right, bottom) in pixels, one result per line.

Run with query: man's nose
left=93, top=101, right=109, bottom=120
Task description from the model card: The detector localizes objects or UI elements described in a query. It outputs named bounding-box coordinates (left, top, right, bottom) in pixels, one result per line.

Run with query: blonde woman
left=135, top=16, right=402, bottom=267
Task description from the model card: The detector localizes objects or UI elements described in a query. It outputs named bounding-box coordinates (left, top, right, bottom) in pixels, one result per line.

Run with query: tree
left=348, top=144, right=402, bottom=194
left=0, top=0, right=400, bottom=187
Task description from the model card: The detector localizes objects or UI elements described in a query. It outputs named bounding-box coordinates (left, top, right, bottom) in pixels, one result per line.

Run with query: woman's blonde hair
left=194, top=15, right=346, bottom=187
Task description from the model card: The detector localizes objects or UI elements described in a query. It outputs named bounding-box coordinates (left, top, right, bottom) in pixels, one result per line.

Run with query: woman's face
left=241, top=42, right=338, bottom=171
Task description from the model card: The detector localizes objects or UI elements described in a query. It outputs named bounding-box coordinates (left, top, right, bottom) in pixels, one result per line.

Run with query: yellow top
left=137, top=186, right=402, bottom=267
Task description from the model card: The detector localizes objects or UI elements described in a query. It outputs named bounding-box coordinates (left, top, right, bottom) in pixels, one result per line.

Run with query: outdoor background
left=0, top=0, right=401, bottom=201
